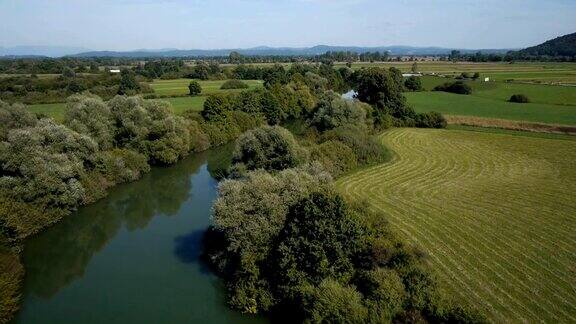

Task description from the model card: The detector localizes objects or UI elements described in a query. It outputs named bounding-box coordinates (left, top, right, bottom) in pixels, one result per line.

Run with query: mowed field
left=337, top=128, right=576, bottom=322
left=149, top=79, right=263, bottom=96
left=409, top=76, right=576, bottom=126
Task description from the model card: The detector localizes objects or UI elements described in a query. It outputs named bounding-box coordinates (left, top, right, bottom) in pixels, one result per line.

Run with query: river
left=15, top=146, right=266, bottom=323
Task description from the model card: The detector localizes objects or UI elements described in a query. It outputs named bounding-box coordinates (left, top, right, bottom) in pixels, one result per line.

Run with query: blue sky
left=1, top=0, right=575, bottom=50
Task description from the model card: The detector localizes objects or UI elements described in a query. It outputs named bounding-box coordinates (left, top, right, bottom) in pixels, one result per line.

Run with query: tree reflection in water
left=21, top=150, right=209, bottom=298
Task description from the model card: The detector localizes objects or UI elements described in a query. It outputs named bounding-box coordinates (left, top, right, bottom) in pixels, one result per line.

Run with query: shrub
left=433, top=81, right=472, bottom=95
left=322, top=125, right=389, bottom=165
left=232, top=126, right=306, bottom=172
left=309, top=140, right=358, bottom=178
left=201, top=94, right=232, bottom=121
left=188, top=81, right=202, bottom=96
left=310, top=93, right=368, bottom=132
left=404, top=76, right=423, bottom=91
left=415, top=111, right=447, bottom=129
left=0, top=245, right=24, bottom=324
left=220, top=79, right=249, bottom=90
left=302, top=279, right=369, bottom=323
left=64, top=94, right=115, bottom=150
left=509, top=94, right=529, bottom=103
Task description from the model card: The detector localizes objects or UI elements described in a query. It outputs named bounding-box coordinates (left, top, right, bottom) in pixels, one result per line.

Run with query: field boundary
left=445, top=114, right=576, bottom=135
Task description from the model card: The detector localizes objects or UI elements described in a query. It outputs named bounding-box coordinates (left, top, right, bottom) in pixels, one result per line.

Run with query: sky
left=1, top=0, right=575, bottom=51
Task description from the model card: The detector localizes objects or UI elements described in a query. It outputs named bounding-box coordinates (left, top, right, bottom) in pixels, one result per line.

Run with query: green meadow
left=149, top=79, right=263, bottom=96
left=337, top=128, right=576, bottom=322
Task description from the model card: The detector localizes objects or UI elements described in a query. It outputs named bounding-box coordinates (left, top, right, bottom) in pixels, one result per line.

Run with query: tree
left=310, top=92, right=368, bottom=131
left=62, top=66, right=76, bottom=79
left=201, top=94, right=230, bottom=121
left=188, top=81, right=202, bottom=96
left=404, top=76, right=423, bottom=91
left=411, top=62, right=418, bottom=73
left=232, top=126, right=306, bottom=172
left=64, top=94, right=115, bottom=150
left=509, top=94, right=529, bottom=103
left=0, top=101, right=37, bottom=141
left=472, top=72, right=481, bottom=80
left=303, top=279, right=368, bottom=323
left=433, top=81, right=472, bottom=95
left=229, top=51, right=243, bottom=64
left=118, top=69, right=140, bottom=95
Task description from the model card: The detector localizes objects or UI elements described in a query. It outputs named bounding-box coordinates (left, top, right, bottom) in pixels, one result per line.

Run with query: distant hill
left=513, top=32, right=576, bottom=57
left=70, top=45, right=511, bottom=58
left=0, top=46, right=91, bottom=57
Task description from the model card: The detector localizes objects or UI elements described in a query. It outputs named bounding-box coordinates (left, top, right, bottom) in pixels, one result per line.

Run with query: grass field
left=407, top=91, right=576, bottom=125
left=28, top=96, right=206, bottom=122
left=337, top=128, right=576, bottom=322
left=335, top=62, right=576, bottom=85
left=149, top=79, right=263, bottom=96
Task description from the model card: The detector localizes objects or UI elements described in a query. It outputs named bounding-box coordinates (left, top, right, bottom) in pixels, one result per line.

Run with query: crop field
left=149, top=79, right=263, bottom=96
left=337, top=128, right=576, bottom=322
left=335, top=62, right=576, bottom=84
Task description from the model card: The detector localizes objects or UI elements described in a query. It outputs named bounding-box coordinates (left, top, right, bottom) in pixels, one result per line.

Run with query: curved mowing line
left=336, top=128, right=576, bottom=322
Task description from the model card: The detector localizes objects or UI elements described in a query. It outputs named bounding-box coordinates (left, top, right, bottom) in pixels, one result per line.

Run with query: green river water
left=15, top=147, right=266, bottom=323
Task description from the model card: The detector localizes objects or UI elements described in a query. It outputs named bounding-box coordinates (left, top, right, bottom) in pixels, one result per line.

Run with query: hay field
left=337, top=128, right=576, bottom=322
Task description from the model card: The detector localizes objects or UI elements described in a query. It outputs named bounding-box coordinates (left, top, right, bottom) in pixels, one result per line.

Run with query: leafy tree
left=302, top=279, right=368, bottom=323
left=118, top=69, right=140, bottom=95
left=472, top=72, right=481, bottom=80
left=188, top=81, right=202, bottom=96
left=0, top=100, right=37, bottom=141
left=232, top=126, right=306, bottom=172
left=201, top=94, right=231, bottom=121
left=64, top=94, right=115, bottom=150
left=411, top=62, right=418, bottom=73
left=404, top=76, right=423, bottom=92
left=310, top=92, right=368, bottom=131
left=415, top=112, right=447, bottom=129
left=62, top=66, right=76, bottom=79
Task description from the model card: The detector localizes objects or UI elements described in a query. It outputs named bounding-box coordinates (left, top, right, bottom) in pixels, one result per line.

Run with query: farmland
left=337, top=128, right=576, bottom=322
left=149, top=79, right=263, bottom=96
left=409, top=75, right=576, bottom=126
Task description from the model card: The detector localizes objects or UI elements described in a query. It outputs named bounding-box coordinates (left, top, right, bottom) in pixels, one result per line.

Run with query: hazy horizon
left=1, top=0, right=575, bottom=51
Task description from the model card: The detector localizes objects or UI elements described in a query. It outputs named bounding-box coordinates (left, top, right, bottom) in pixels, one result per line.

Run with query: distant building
left=484, top=77, right=490, bottom=82
left=402, top=73, right=422, bottom=77
left=110, top=69, right=121, bottom=73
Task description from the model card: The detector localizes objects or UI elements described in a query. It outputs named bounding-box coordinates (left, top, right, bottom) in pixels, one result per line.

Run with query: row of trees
left=0, top=69, right=152, bottom=104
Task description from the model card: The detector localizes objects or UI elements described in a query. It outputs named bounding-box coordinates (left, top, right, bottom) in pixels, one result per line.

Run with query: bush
left=322, top=125, right=389, bottom=165
left=309, top=140, right=358, bottom=178
left=302, top=279, right=369, bottom=323
left=220, top=79, right=249, bottom=90
left=415, top=112, right=447, bottom=129
left=433, top=81, right=472, bottom=95
left=0, top=245, right=24, bottom=324
left=509, top=94, right=529, bottom=103
left=201, top=94, right=232, bottom=121
left=310, top=93, right=369, bottom=132
left=232, top=126, right=306, bottom=172
left=188, top=81, right=202, bottom=96
left=404, top=76, right=423, bottom=91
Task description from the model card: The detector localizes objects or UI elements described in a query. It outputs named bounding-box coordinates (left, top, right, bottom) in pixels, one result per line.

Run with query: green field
left=337, top=128, right=576, bottom=322
left=407, top=91, right=576, bottom=125
left=149, top=79, right=263, bottom=96
left=336, top=62, right=576, bottom=85
left=29, top=96, right=206, bottom=122
left=409, top=76, right=576, bottom=125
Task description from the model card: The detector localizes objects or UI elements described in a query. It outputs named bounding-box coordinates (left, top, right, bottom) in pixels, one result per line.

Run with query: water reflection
left=22, top=151, right=207, bottom=299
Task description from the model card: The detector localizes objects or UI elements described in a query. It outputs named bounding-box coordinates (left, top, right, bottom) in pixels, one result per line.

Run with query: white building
left=110, top=69, right=121, bottom=73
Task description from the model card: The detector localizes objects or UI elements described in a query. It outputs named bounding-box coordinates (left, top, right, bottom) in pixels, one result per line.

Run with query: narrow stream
left=15, top=147, right=266, bottom=323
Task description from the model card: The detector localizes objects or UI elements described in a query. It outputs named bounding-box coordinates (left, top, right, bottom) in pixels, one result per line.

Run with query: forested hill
left=513, top=32, right=576, bottom=57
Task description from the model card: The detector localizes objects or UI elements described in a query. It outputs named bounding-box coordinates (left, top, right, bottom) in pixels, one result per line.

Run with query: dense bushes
left=232, top=126, right=307, bottom=172
left=509, top=94, right=529, bottom=103
left=434, top=81, right=472, bottom=95
left=404, top=76, right=423, bottom=91
left=188, top=81, right=202, bottom=96
left=0, top=245, right=23, bottom=324
left=204, top=166, right=486, bottom=322
left=220, top=79, right=249, bottom=89
left=415, top=111, right=447, bottom=129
